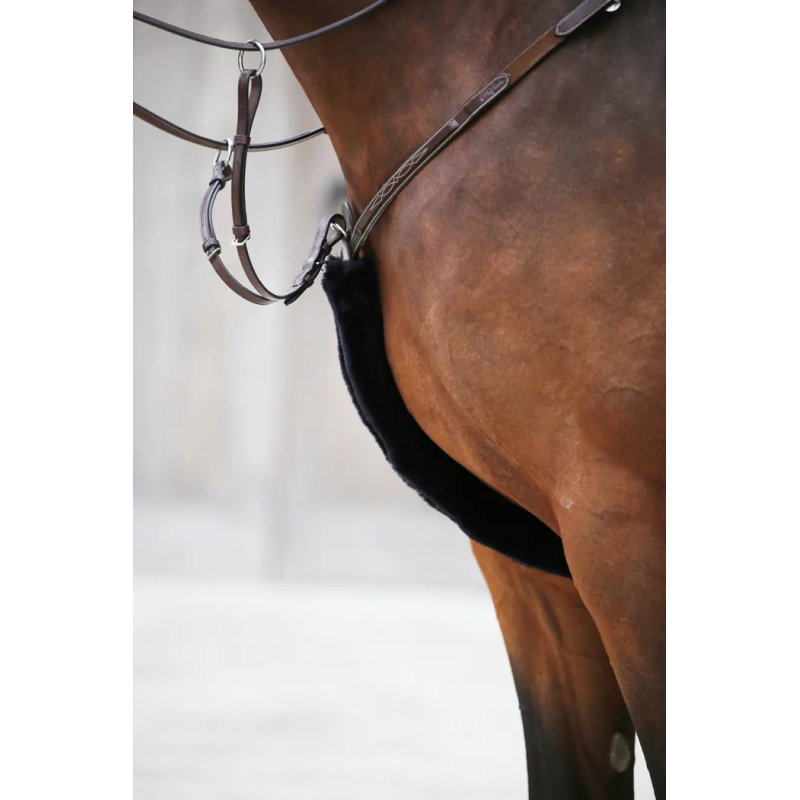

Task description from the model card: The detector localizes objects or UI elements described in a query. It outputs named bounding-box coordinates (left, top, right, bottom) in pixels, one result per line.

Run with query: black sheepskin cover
left=321, top=258, right=570, bottom=577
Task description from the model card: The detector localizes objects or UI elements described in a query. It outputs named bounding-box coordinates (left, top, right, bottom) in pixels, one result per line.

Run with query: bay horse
left=138, top=0, right=665, bottom=796
left=250, top=1, right=665, bottom=796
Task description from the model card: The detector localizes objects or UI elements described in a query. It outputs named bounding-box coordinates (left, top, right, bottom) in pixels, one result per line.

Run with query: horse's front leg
left=557, top=468, right=665, bottom=800
left=472, top=542, right=635, bottom=800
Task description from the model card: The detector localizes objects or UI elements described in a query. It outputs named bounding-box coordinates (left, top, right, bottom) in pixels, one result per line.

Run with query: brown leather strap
left=193, top=0, right=621, bottom=306
left=133, top=0, right=397, bottom=151
left=199, top=72, right=287, bottom=304
left=200, top=157, right=346, bottom=305
left=133, top=101, right=326, bottom=152
left=134, top=1, right=395, bottom=53
left=350, top=74, right=512, bottom=251
left=199, top=71, right=349, bottom=305
left=230, top=71, right=274, bottom=298
left=555, top=0, right=617, bottom=36
left=350, top=0, right=618, bottom=253
left=200, top=162, right=271, bottom=304
left=503, top=29, right=561, bottom=84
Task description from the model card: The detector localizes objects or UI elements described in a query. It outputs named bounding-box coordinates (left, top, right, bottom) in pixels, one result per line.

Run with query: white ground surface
left=134, top=581, right=655, bottom=799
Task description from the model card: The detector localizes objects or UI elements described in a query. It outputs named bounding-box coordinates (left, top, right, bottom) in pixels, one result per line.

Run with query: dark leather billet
left=555, top=0, right=615, bottom=37
left=133, top=102, right=326, bottom=152
left=504, top=29, right=562, bottom=83
left=350, top=74, right=511, bottom=252
left=200, top=162, right=272, bottom=305
left=134, top=1, right=395, bottom=53
left=138, top=0, right=623, bottom=306
left=351, top=0, right=618, bottom=254
left=198, top=71, right=343, bottom=305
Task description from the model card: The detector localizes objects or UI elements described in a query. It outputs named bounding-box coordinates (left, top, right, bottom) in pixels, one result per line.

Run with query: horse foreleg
left=472, top=541, right=635, bottom=800
left=558, top=473, right=665, bottom=800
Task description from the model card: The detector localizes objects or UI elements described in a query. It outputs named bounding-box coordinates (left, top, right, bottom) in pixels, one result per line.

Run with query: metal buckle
left=330, top=221, right=352, bottom=260
left=231, top=234, right=251, bottom=247
left=329, top=222, right=347, bottom=243
left=285, top=214, right=350, bottom=304
left=213, top=138, right=234, bottom=168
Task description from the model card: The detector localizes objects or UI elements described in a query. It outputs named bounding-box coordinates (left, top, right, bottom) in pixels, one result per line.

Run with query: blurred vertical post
left=133, top=0, right=483, bottom=588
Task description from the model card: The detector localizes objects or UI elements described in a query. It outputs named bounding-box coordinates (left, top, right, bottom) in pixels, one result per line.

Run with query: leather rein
left=133, top=0, right=623, bottom=306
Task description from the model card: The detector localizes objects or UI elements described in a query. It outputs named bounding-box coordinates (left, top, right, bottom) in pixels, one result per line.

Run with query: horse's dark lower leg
left=472, top=542, right=635, bottom=800
left=558, top=474, right=666, bottom=800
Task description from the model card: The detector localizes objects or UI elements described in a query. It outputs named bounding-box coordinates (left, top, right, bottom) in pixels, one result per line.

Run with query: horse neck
left=249, top=0, right=563, bottom=211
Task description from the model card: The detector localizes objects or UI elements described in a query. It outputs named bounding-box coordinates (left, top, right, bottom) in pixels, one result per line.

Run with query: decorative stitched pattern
left=555, top=0, right=608, bottom=36
left=365, top=72, right=508, bottom=219
left=474, top=75, right=508, bottom=105
left=361, top=145, right=429, bottom=219
left=351, top=74, right=511, bottom=251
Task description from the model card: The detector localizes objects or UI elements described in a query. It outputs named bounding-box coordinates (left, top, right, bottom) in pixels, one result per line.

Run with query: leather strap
left=133, top=1, right=394, bottom=52
left=555, top=0, right=617, bottom=36
left=133, top=0, right=394, bottom=152
left=133, top=101, right=325, bottom=152
left=200, top=70, right=348, bottom=305
left=200, top=163, right=347, bottom=306
left=351, top=0, right=618, bottom=253
left=201, top=162, right=271, bottom=304
left=350, top=75, right=512, bottom=252
left=155, top=0, right=621, bottom=306
left=230, top=71, right=280, bottom=300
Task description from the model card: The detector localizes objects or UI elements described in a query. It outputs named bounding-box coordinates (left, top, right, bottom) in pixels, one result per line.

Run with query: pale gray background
left=133, top=0, right=481, bottom=588
left=133, top=2, right=653, bottom=797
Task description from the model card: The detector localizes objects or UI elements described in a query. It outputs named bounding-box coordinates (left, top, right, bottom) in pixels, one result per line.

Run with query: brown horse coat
left=250, top=1, right=666, bottom=796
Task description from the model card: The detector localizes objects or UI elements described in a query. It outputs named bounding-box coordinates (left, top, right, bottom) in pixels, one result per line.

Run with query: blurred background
left=133, top=2, right=653, bottom=797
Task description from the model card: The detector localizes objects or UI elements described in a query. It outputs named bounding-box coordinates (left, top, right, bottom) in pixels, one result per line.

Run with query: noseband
left=134, top=0, right=623, bottom=306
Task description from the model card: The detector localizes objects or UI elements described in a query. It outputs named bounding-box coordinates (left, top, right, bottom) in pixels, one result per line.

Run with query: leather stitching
left=361, top=147, right=429, bottom=217
left=555, top=0, right=607, bottom=36
left=353, top=74, right=510, bottom=248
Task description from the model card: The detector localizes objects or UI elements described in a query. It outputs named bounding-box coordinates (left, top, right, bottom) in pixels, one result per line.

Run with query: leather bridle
left=134, top=0, right=623, bottom=306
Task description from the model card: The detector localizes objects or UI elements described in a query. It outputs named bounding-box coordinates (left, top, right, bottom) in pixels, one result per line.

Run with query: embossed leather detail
left=351, top=0, right=619, bottom=254
left=142, top=0, right=624, bottom=306
left=351, top=74, right=511, bottom=252
left=555, top=0, right=613, bottom=37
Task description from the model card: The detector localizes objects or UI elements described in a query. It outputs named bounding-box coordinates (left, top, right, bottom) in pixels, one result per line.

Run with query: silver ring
left=330, top=222, right=348, bottom=240
left=238, top=40, right=266, bottom=76
left=214, top=138, right=233, bottom=167
left=330, top=222, right=352, bottom=260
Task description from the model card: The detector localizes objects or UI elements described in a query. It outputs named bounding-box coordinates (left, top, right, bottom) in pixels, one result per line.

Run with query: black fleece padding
left=321, top=258, right=570, bottom=577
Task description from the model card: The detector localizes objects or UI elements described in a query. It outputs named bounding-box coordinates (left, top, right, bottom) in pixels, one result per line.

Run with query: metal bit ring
left=238, top=39, right=267, bottom=76
left=213, top=138, right=234, bottom=168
